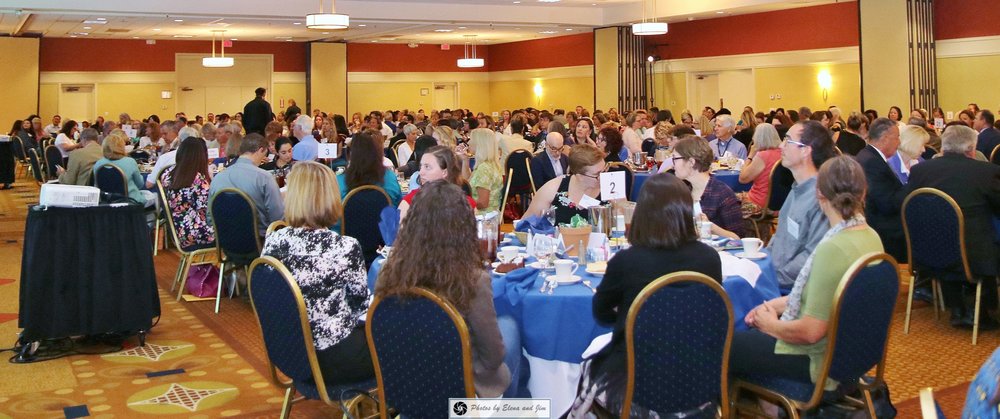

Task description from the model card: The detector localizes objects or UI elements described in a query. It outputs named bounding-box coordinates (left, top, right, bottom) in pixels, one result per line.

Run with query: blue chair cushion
left=181, top=242, right=216, bottom=253
left=294, top=377, right=377, bottom=401
left=740, top=374, right=846, bottom=404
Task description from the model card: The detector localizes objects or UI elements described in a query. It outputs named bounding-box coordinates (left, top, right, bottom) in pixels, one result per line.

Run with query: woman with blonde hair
left=467, top=128, right=503, bottom=212
left=887, top=125, right=930, bottom=184
left=432, top=122, right=457, bottom=149
left=262, top=160, right=374, bottom=385
left=92, top=129, right=156, bottom=207
left=738, top=123, right=783, bottom=215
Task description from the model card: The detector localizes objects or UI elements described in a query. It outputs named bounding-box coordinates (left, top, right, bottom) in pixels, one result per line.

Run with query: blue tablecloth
left=633, top=170, right=750, bottom=199
left=367, top=241, right=780, bottom=364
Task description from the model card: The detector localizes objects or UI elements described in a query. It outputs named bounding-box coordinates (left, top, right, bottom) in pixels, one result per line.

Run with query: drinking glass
left=532, top=235, right=556, bottom=269
left=543, top=206, right=557, bottom=227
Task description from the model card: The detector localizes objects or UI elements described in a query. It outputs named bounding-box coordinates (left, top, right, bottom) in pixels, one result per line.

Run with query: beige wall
left=310, top=42, right=347, bottom=117
left=0, top=38, right=39, bottom=126
left=594, top=27, right=619, bottom=112
left=860, top=0, right=910, bottom=113
left=755, top=63, right=862, bottom=113
left=655, top=72, right=688, bottom=119
left=937, top=55, right=1000, bottom=116
left=488, top=77, right=593, bottom=112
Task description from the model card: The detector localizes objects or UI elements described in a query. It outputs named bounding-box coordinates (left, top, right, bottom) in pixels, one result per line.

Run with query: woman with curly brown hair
left=376, top=180, right=511, bottom=398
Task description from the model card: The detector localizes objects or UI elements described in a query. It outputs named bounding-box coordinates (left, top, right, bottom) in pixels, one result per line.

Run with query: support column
left=308, top=42, right=347, bottom=117
left=594, top=26, right=649, bottom=112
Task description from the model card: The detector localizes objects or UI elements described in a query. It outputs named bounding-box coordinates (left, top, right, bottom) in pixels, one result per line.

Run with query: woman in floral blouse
left=262, top=160, right=374, bottom=385
left=467, top=128, right=503, bottom=213
left=160, top=137, right=215, bottom=250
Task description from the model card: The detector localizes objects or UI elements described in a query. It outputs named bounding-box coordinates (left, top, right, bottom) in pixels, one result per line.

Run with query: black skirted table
left=18, top=203, right=160, bottom=343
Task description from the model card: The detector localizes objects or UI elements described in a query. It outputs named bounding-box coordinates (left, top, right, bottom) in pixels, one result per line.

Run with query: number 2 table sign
left=600, top=170, right=627, bottom=201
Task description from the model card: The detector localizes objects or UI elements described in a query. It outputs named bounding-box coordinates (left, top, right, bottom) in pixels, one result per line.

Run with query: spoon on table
left=582, top=280, right=597, bottom=294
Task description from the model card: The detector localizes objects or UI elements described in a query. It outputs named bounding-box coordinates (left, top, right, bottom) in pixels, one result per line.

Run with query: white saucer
left=735, top=251, right=766, bottom=260
left=585, top=268, right=605, bottom=276
left=552, top=274, right=582, bottom=284
left=528, top=261, right=549, bottom=269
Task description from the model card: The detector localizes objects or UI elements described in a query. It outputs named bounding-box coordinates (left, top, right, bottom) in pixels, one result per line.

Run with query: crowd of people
left=6, top=93, right=1000, bottom=416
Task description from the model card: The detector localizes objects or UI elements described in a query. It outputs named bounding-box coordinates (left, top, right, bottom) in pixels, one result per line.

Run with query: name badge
left=207, top=148, right=220, bottom=159
left=578, top=194, right=602, bottom=209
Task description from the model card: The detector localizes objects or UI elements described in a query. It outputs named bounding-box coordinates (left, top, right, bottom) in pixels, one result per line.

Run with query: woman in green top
left=730, top=155, right=884, bottom=392
left=466, top=128, right=503, bottom=213
left=93, top=129, right=157, bottom=207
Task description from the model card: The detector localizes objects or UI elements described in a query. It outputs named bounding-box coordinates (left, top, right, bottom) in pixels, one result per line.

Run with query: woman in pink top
left=738, top=123, right=783, bottom=216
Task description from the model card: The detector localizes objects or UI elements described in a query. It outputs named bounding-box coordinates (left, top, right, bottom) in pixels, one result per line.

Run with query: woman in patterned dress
left=261, top=160, right=374, bottom=385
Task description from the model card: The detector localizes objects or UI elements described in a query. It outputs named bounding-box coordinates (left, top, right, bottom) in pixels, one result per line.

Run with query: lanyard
left=717, top=140, right=730, bottom=157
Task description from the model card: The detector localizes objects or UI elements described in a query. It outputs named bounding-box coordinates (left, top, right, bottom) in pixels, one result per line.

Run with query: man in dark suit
left=908, top=124, right=1000, bottom=328
left=242, top=87, right=274, bottom=136
left=855, top=117, right=908, bottom=262
left=529, top=132, right=567, bottom=191
left=974, top=110, right=1000, bottom=159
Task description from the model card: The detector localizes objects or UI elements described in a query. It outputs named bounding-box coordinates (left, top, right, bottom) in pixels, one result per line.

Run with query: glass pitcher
left=476, top=211, right=500, bottom=262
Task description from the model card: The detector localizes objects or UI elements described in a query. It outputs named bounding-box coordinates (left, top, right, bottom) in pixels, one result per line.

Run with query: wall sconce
left=533, top=82, right=543, bottom=106
left=817, top=70, right=832, bottom=101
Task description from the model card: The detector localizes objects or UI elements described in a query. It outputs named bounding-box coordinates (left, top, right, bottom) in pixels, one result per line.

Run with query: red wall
left=39, top=38, right=306, bottom=72
left=346, top=42, right=489, bottom=72
left=487, top=33, right=594, bottom=71
left=649, top=2, right=859, bottom=60
left=934, top=0, right=1000, bottom=40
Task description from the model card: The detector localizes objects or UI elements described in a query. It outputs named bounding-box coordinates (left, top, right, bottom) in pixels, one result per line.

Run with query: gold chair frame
left=207, top=187, right=263, bottom=313
left=248, top=256, right=377, bottom=419
left=365, top=287, right=477, bottom=418
left=990, top=144, right=1000, bottom=163
left=730, top=252, right=899, bottom=418
left=340, top=185, right=392, bottom=236
left=901, top=187, right=983, bottom=344
left=12, top=137, right=31, bottom=179
left=623, top=272, right=733, bottom=418
left=266, top=220, right=289, bottom=237
left=502, top=150, right=536, bottom=194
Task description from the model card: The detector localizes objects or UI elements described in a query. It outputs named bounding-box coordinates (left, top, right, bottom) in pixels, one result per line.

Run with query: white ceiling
left=0, top=0, right=845, bottom=44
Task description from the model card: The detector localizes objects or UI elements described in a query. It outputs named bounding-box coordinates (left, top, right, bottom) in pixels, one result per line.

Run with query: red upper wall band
left=346, top=42, right=490, bottom=72
left=650, top=2, right=859, bottom=60
left=39, top=38, right=306, bottom=72
left=486, top=33, right=594, bottom=72
left=934, top=0, right=1000, bottom=40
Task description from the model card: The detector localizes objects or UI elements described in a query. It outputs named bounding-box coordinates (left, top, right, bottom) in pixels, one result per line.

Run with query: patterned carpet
left=0, top=176, right=993, bottom=418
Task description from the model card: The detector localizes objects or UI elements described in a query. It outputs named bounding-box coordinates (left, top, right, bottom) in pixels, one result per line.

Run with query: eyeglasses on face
left=783, top=136, right=808, bottom=148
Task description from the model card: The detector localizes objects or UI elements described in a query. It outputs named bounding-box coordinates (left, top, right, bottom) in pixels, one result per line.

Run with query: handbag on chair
left=186, top=265, right=221, bottom=298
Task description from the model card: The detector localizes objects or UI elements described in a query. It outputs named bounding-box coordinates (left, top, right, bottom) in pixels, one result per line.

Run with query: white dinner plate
left=585, top=268, right=605, bottom=276
left=553, top=274, right=582, bottom=284
left=735, top=251, right=766, bottom=260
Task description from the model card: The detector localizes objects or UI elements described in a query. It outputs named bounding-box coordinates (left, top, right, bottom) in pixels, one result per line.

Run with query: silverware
left=547, top=277, right=558, bottom=295
left=582, top=280, right=597, bottom=294
left=539, top=271, right=549, bottom=293
left=556, top=244, right=575, bottom=259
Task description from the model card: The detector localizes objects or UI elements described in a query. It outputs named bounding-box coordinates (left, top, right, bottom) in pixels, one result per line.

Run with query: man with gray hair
left=855, top=117, right=907, bottom=261
left=56, top=128, right=102, bottom=185
left=209, top=133, right=284, bottom=237
left=396, top=123, right=421, bottom=165
left=709, top=114, right=748, bottom=160
left=146, top=120, right=182, bottom=188
left=908, top=124, right=1000, bottom=329
left=291, top=115, right=318, bottom=161
left=202, top=123, right=220, bottom=149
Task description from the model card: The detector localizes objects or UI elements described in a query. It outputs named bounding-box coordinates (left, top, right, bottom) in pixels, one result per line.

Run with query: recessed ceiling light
left=83, top=20, right=106, bottom=25
left=538, top=0, right=560, bottom=2
left=286, top=39, right=293, bottom=42
left=83, top=26, right=92, bottom=30
left=293, top=22, right=301, bottom=25
left=434, top=29, right=452, bottom=32
left=358, top=24, right=367, bottom=27
left=371, top=40, right=378, bottom=42
left=716, top=11, right=725, bottom=14
left=152, top=28, right=161, bottom=31
left=275, top=36, right=292, bottom=39
left=458, top=26, right=466, bottom=29
left=231, top=38, right=238, bottom=40
left=322, top=32, right=330, bottom=34
left=565, top=28, right=573, bottom=31
left=70, top=35, right=77, bottom=38
left=513, top=1, right=521, bottom=3
left=96, top=17, right=106, bottom=21
left=174, top=19, right=184, bottom=22
left=132, top=36, right=139, bottom=39
left=173, top=35, right=193, bottom=38
left=539, top=30, right=557, bottom=34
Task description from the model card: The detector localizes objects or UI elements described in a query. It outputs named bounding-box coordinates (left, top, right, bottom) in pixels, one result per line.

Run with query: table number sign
left=600, top=171, right=627, bottom=201
left=318, top=143, right=338, bottom=158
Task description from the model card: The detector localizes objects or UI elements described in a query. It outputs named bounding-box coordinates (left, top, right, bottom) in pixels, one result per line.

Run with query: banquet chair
left=266, top=220, right=289, bottom=237
left=731, top=252, right=899, bottom=419
left=248, top=257, right=378, bottom=419
left=747, top=158, right=783, bottom=243
left=766, top=162, right=794, bottom=214
left=386, top=142, right=401, bottom=168
left=341, top=185, right=392, bottom=268
left=11, top=137, right=30, bottom=179
left=26, top=148, right=45, bottom=186
left=366, top=287, right=476, bottom=418
left=44, top=145, right=62, bottom=180
left=902, top=187, right=982, bottom=344
left=641, top=138, right=656, bottom=157
left=130, top=149, right=151, bottom=163
left=501, top=149, right=536, bottom=221
left=990, top=144, right=1000, bottom=165
left=208, top=188, right=263, bottom=313
left=156, top=178, right=219, bottom=303
left=606, top=162, right=635, bottom=201
left=95, top=164, right=129, bottom=198
left=623, top=272, right=733, bottom=418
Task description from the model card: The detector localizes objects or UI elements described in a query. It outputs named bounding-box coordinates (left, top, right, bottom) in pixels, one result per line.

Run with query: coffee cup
left=742, top=238, right=763, bottom=256
left=500, top=246, right=520, bottom=263
left=553, top=259, right=579, bottom=279
left=698, top=220, right=713, bottom=239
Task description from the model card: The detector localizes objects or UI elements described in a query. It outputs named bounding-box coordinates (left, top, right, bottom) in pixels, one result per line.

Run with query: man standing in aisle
left=242, top=87, right=273, bottom=136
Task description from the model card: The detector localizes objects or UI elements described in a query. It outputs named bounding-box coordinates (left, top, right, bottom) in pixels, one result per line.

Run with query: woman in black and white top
left=261, top=160, right=374, bottom=385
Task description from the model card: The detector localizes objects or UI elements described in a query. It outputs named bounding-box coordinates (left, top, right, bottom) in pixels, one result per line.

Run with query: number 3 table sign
left=600, top=171, right=627, bottom=201
left=318, top=143, right=338, bottom=158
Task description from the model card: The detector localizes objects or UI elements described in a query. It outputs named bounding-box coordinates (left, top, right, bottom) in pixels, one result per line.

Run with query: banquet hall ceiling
left=0, top=0, right=845, bottom=44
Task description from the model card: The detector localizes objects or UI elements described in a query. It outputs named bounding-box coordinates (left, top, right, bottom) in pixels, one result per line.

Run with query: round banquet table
left=366, top=237, right=779, bottom=414
left=632, top=169, right=750, bottom=199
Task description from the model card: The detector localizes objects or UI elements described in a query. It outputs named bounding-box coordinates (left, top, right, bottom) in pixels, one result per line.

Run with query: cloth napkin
left=515, top=215, right=555, bottom=235
left=378, top=206, right=401, bottom=246
left=502, top=267, right=540, bottom=307
left=719, top=251, right=763, bottom=288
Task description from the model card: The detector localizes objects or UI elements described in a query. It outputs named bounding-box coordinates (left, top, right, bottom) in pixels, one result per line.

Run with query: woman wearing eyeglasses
left=525, top=143, right=608, bottom=226
left=671, top=136, right=744, bottom=239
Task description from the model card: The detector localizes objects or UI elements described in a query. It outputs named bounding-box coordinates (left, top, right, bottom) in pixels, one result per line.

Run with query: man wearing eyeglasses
left=856, top=117, right=908, bottom=262
left=768, top=121, right=839, bottom=288
left=529, top=132, right=568, bottom=191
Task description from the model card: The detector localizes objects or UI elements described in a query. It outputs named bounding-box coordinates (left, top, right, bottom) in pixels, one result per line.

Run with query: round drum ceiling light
left=306, top=13, right=349, bottom=30
left=631, top=22, right=668, bottom=36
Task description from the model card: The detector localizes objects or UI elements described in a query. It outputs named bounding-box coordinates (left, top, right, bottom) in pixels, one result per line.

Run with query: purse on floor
left=186, top=265, right=221, bottom=298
